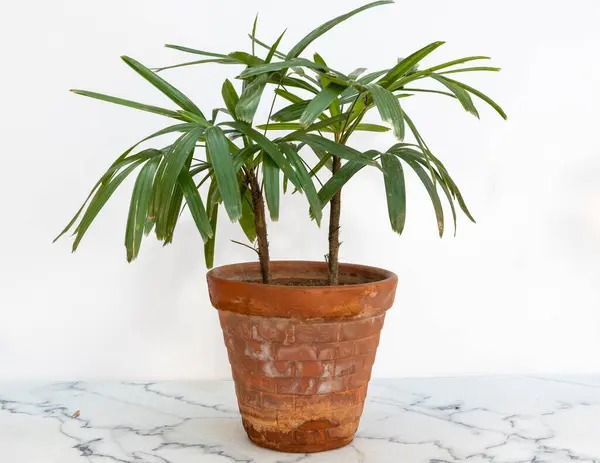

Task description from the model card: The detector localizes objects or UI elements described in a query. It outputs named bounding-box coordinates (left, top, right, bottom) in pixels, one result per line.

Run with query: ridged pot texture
left=207, top=261, right=397, bottom=453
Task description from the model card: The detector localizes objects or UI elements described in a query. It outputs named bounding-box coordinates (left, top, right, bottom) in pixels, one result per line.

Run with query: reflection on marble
left=1, top=376, right=600, bottom=462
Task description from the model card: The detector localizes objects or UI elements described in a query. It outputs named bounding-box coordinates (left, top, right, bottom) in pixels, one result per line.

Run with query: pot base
left=245, top=424, right=354, bottom=453
left=219, top=309, right=382, bottom=453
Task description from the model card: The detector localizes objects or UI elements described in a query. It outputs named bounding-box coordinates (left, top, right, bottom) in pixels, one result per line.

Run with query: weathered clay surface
left=208, top=261, right=397, bottom=453
left=207, top=261, right=397, bottom=319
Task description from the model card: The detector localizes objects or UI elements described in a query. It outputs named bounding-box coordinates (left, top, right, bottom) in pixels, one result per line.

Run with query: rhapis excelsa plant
left=55, top=1, right=506, bottom=284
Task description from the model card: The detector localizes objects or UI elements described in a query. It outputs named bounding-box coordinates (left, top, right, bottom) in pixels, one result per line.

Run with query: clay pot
left=207, top=261, right=397, bottom=453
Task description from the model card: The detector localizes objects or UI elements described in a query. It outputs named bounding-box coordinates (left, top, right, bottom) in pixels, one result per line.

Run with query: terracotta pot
left=207, top=261, right=398, bottom=453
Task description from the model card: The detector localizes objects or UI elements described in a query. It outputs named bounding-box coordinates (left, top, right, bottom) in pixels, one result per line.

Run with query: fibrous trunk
left=327, top=156, right=342, bottom=285
left=248, top=169, right=270, bottom=284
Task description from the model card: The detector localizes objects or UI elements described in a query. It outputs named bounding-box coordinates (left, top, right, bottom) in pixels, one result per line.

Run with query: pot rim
left=206, top=260, right=398, bottom=291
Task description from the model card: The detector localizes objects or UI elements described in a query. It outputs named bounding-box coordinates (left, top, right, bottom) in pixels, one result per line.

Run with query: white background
left=1, top=0, right=599, bottom=380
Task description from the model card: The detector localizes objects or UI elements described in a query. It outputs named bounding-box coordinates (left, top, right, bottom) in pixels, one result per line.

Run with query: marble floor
left=1, top=376, right=599, bottom=462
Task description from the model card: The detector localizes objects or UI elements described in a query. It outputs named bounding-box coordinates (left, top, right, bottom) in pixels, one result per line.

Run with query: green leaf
left=441, top=76, right=507, bottom=120
left=263, top=154, right=280, bottom=221
left=275, top=88, right=304, bottom=104
left=239, top=188, right=257, bottom=242
left=249, top=35, right=287, bottom=60
left=257, top=121, right=389, bottom=133
left=417, top=56, right=491, bottom=75
left=317, top=150, right=378, bottom=204
left=178, top=170, right=213, bottom=242
left=434, top=170, right=457, bottom=236
left=266, top=30, right=287, bottom=63
left=155, top=128, right=205, bottom=234
left=380, top=153, right=406, bottom=234
left=439, top=66, right=501, bottom=75
left=70, top=90, right=184, bottom=120
left=290, top=133, right=370, bottom=164
left=238, top=59, right=328, bottom=79
left=310, top=145, right=333, bottom=172
left=270, top=75, right=319, bottom=94
left=54, top=125, right=191, bottom=243
left=313, top=53, right=331, bottom=87
left=205, top=126, right=243, bottom=221
left=280, top=143, right=322, bottom=225
left=176, top=110, right=211, bottom=126
left=430, top=75, right=479, bottom=118
left=348, top=67, right=368, bottom=80
left=300, top=83, right=346, bottom=127
left=235, top=73, right=269, bottom=123
left=367, top=83, right=405, bottom=139
left=233, top=144, right=262, bottom=172
left=144, top=217, right=155, bottom=237
left=258, top=122, right=327, bottom=132
left=121, top=56, right=204, bottom=118
left=281, top=114, right=349, bottom=139
left=286, top=1, right=394, bottom=59
left=204, top=205, right=218, bottom=268
left=251, top=14, right=258, bottom=56
left=378, top=41, right=445, bottom=89
left=271, top=101, right=310, bottom=122
left=405, top=158, right=444, bottom=237
left=125, top=157, right=161, bottom=262
left=339, top=69, right=390, bottom=102
left=221, top=121, right=302, bottom=189
left=355, top=123, right=391, bottom=132
left=221, top=79, right=240, bottom=117
left=153, top=58, right=236, bottom=72
left=57, top=145, right=168, bottom=244
left=393, top=147, right=458, bottom=235
left=388, top=57, right=493, bottom=91
left=229, top=51, right=264, bottom=67
left=399, top=88, right=457, bottom=98
left=72, top=159, right=146, bottom=252
left=161, top=183, right=184, bottom=244
left=164, top=44, right=229, bottom=58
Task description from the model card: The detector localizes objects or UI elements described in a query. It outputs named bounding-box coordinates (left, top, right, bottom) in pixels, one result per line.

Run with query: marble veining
left=1, top=376, right=599, bottom=462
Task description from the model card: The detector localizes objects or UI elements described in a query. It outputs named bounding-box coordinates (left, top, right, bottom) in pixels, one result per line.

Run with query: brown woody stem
left=247, top=169, right=270, bottom=284
left=327, top=155, right=342, bottom=285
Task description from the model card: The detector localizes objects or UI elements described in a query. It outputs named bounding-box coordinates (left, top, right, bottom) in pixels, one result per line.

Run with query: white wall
left=1, top=0, right=599, bottom=380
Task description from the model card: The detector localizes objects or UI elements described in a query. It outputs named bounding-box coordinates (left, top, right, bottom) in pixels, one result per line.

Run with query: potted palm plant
left=56, top=0, right=506, bottom=453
